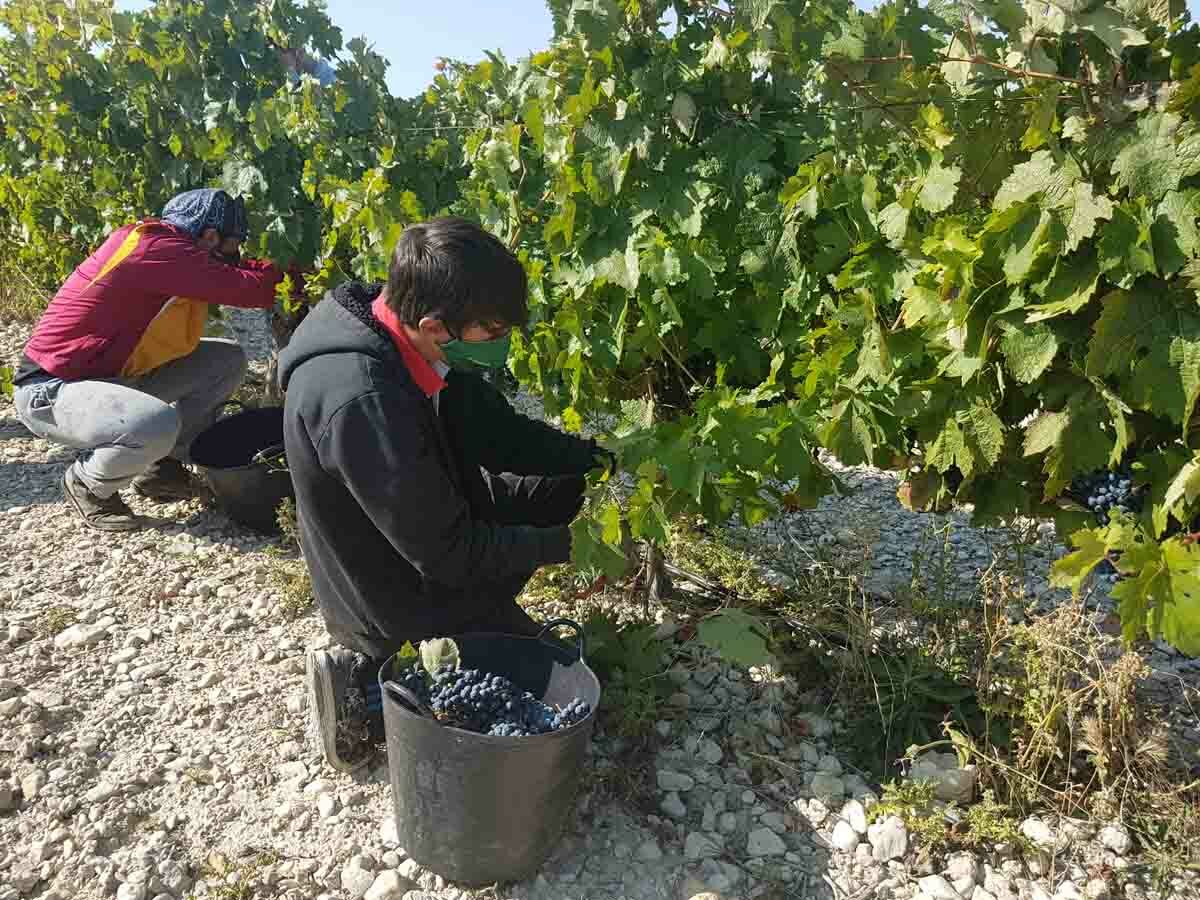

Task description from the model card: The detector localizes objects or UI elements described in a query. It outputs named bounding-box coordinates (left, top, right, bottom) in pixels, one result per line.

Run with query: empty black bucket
left=189, top=405, right=294, bottom=533
left=379, top=620, right=601, bottom=886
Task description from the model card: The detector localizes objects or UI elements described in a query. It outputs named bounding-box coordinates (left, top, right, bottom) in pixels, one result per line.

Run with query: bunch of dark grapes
left=1066, top=465, right=1146, bottom=588
left=416, top=664, right=591, bottom=737
left=1069, top=466, right=1143, bottom=525
left=393, top=666, right=431, bottom=705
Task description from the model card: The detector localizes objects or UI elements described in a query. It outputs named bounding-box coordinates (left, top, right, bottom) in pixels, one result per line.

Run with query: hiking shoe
left=132, top=458, right=199, bottom=502
left=305, top=647, right=384, bottom=772
left=62, top=465, right=142, bottom=532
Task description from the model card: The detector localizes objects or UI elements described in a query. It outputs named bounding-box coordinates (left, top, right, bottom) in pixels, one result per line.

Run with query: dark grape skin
left=398, top=663, right=591, bottom=737
left=1069, top=465, right=1142, bottom=526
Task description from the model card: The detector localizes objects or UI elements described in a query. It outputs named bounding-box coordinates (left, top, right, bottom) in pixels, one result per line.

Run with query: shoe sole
left=62, top=470, right=142, bottom=533
left=305, top=651, right=366, bottom=774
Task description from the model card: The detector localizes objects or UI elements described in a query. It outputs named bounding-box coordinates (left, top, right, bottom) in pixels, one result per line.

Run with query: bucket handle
left=251, top=443, right=288, bottom=471
left=537, top=618, right=586, bottom=662
left=382, top=680, right=433, bottom=718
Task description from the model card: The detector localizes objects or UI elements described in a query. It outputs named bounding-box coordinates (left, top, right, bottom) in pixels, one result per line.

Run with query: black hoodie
left=278, top=282, right=601, bottom=658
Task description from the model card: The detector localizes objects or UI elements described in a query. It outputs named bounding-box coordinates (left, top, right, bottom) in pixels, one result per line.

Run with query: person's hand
left=593, top=445, right=618, bottom=476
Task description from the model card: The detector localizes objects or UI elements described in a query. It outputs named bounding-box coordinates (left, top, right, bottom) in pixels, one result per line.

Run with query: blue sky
left=119, top=0, right=1200, bottom=100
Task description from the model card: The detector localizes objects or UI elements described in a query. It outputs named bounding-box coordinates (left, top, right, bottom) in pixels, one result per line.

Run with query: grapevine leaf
left=1062, top=115, right=1090, bottom=142
left=696, top=608, right=773, bottom=668
left=878, top=201, right=910, bottom=245
left=1086, top=289, right=1200, bottom=426
left=917, top=161, right=962, bottom=214
left=1050, top=527, right=1110, bottom=594
left=941, top=36, right=989, bottom=94
left=1162, top=454, right=1200, bottom=517
left=599, top=501, right=622, bottom=545
left=390, top=641, right=419, bottom=673
left=671, top=92, right=697, bottom=136
left=963, top=403, right=1005, bottom=469
left=222, top=159, right=267, bottom=197
left=594, top=235, right=640, bottom=292
left=703, top=33, right=730, bottom=69
left=823, top=16, right=866, bottom=60
left=1168, top=63, right=1200, bottom=119
left=1111, top=538, right=1200, bottom=654
left=1023, top=392, right=1114, bottom=497
left=745, top=0, right=780, bottom=29
left=1000, top=321, right=1059, bottom=382
left=1097, top=204, right=1155, bottom=288
left=918, top=104, right=955, bottom=150
left=1021, top=87, right=1060, bottom=151
left=570, top=517, right=631, bottom=582
left=1111, top=112, right=1200, bottom=201
left=993, top=150, right=1075, bottom=211
left=1156, top=541, right=1200, bottom=656
left=1062, top=181, right=1114, bottom=252
left=1078, top=8, right=1148, bottom=58
left=1151, top=189, right=1200, bottom=277
left=927, top=417, right=971, bottom=477
left=996, top=205, right=1056, bottom=285
left=1026, top=255, right=1100, bottom=322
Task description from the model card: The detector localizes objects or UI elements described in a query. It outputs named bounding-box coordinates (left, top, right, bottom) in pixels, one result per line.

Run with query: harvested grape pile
left=392, top=663, right=591, bottom=738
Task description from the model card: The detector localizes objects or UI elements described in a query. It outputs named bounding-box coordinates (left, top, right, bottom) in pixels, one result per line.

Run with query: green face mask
left=440, top=330, right=512, bottom=371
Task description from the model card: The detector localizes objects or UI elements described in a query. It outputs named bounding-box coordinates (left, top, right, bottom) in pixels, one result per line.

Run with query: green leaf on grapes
left=420, top=637, right=460, bottom=674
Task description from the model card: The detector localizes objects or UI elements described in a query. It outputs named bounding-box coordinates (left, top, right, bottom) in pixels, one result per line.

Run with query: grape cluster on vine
left=1069, top=466, right=1144, bottom=525
left=395, top=663, right=590, bottom=737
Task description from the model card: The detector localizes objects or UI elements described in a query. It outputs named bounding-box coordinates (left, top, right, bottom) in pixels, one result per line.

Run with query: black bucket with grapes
left=378, top=619, right=601, bottom=886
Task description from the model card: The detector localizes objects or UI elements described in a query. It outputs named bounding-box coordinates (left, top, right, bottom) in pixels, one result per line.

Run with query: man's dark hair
left=386, top=217, right=528, bottom=333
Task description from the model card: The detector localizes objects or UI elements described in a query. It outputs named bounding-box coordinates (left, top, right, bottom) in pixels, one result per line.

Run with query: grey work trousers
left=13, top=339, right=247, bottom=498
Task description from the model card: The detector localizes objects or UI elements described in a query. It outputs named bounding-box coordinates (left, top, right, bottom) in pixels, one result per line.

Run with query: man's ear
left=196, top=227, right=220, bottom=251
left=417, top=316, right=452, bottom=343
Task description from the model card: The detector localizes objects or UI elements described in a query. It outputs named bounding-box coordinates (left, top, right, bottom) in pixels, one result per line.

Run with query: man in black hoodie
left=279, top=218, right=611, bottom=771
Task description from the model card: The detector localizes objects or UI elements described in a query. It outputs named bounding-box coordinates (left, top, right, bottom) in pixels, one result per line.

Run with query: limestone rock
left=868, top=815, right=908, bottom=862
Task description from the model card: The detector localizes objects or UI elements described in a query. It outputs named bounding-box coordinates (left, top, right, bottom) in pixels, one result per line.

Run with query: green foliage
left=265, top=553, right=312, bottom=619
left=4, top=0, right=1200, bottom=652
left=696, top=608, right=773, bottom=668
left=869, top=782, right=1026, bottom=856
left=581, top=610, right=668, bottom=738
left=0, top=0, right=461, bottom=299
left=851, top=643, right=984, bottom=775
left=440, top=0, right=1200, bottom=651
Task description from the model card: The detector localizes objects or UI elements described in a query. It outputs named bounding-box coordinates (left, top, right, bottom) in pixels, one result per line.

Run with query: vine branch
left=846, top=53, right=1094, bottom=88
left=825, top=59, right=924, bottom=145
